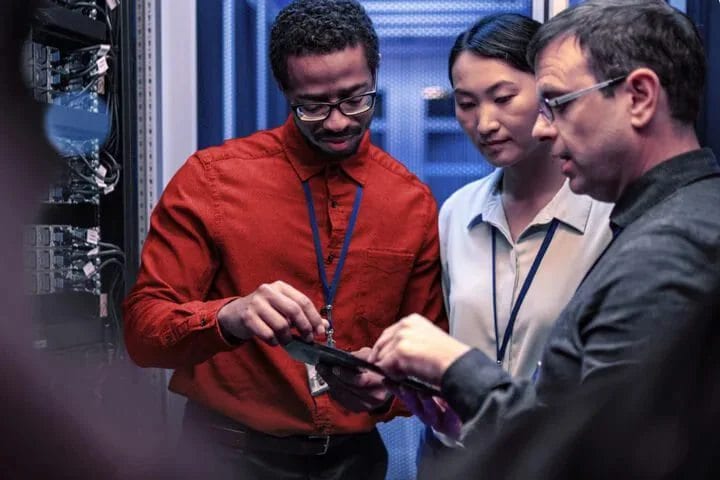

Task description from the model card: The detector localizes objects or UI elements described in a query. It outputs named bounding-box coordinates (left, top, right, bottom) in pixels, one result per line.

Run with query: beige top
left=439, top=169, right=614, bottom=379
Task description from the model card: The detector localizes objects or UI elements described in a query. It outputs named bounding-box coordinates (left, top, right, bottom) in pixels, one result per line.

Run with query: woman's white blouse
left=439, top=169, right=614, bottom=379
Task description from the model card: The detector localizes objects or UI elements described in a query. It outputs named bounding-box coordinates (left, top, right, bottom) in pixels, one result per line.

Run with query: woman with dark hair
left=399, top=13, right=615, bottom=476
left=441, top=12, right=613, bottom=383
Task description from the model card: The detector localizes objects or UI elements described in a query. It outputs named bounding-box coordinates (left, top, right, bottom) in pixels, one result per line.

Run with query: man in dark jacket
left=363, top=4, right=720, bottom=476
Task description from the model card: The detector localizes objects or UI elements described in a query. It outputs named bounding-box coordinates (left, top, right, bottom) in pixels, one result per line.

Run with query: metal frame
left=223, top=0, right=238, bottom=138
left=135, top=0, right=159, bottom=255
left=134, top=0, right=171, bottom=430
left=255, top=0, right=269, bottom=131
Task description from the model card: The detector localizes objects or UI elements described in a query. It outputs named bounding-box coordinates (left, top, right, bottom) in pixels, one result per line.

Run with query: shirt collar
left=611, top=148, right=719, bottom=230
left=541, top=178, right=594, bottom=234
left=282, top=114, right=371, bottom=185
left=467, top=169, right=594, bottom=235
left=467, top=169, right=505, bottom=231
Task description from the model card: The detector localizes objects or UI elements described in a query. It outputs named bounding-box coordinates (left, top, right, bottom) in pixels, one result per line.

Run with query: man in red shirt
left=123, top=0, right=446, bottom=478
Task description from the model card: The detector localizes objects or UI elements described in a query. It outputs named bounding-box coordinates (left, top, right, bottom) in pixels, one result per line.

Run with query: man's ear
left=625, top=68, right=661, bottom=129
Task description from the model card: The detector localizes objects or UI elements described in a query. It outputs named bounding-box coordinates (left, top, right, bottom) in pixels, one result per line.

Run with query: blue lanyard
left=302, top=180, right=363, bottom=347
left=491, top=219, right=559, bottom=365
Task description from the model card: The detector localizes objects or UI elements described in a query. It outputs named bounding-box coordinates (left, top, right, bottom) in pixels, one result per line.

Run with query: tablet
left=284, top=335, right=443, bottom=397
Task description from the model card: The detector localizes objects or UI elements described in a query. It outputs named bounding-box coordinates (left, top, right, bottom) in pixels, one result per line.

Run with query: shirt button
left=200, top=318, right=207, bottom=326
left=331, top=199, right=338, bottom=208
left=325, top=254, right=335, bottom=265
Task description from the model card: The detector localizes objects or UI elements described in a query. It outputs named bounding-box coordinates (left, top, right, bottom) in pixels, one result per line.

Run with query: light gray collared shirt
left=439, top=169, right=613, bottom=379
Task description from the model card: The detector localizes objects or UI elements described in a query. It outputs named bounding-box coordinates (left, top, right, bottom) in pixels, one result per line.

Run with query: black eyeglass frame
left=290, top=71, right=379, bottom=122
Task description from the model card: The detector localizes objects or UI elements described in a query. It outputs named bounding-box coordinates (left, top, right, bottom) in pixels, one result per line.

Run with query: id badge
left=306, top=363, right=330, bottom=396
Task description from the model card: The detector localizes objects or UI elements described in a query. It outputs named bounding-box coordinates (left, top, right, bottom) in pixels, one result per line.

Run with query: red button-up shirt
left=123, top=116, right=447, bottom=436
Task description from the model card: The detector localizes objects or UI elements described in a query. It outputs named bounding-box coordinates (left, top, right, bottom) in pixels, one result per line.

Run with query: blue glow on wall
left=222, top=0, right=237, bottom=140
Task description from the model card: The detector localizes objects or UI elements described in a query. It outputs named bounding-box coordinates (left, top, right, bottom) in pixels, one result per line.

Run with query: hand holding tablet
left=284, top=335, right=443, bottom=398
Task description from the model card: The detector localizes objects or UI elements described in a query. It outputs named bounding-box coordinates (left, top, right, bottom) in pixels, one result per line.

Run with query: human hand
left=217, top=281, right=327, bottom=345
left=390, top=386, right=462, bottom=440
left=316, top=347, right=392, bottom=412
left=368, top=313, right=471, bottom=386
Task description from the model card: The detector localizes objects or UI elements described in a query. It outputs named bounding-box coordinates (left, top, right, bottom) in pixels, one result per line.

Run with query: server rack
left=24, top=0, right=137, bottom=393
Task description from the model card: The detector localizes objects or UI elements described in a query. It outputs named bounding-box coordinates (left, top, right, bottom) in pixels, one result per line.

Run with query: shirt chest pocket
left=353, top=248, right=415, bottom=329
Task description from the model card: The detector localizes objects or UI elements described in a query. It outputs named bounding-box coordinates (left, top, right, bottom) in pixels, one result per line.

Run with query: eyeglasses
left=539, top=75, right=627, bottom=122
left=291, top=90, right=377, bottom=122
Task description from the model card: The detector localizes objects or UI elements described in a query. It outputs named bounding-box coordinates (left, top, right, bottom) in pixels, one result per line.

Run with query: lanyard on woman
left=491, top=219, right=559, bottom=365
left=302, top=180, right=363, bottom=347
